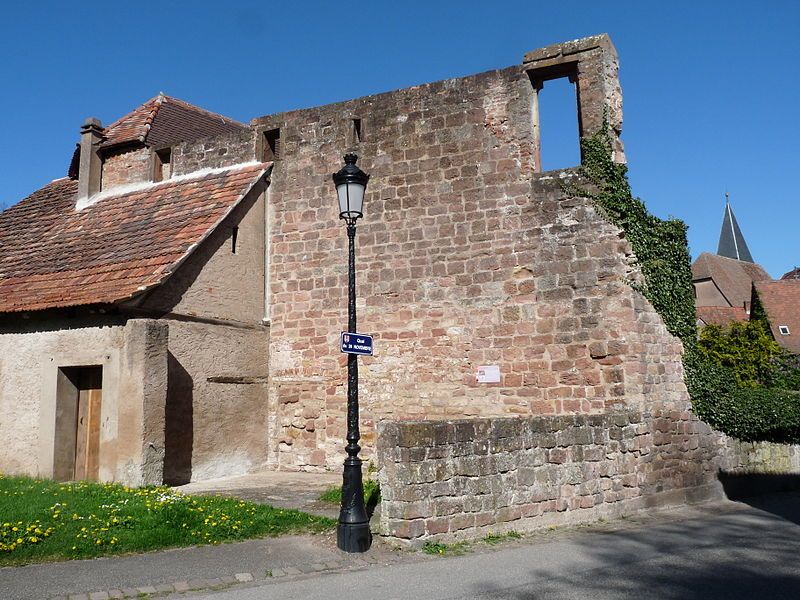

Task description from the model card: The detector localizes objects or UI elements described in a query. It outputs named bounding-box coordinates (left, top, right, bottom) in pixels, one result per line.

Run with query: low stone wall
left=719, top=438, right=800, bottom=499
left=376, top=411, right=723, bottom=546
left=724, top=438, right=800, bottom=474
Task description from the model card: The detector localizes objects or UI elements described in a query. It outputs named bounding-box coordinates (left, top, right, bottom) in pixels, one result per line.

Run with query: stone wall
left=723, top=438, right=800, bottom=474
left=172, top=129, right=256, bottom=177
left=376, top=410, right=723, bottom=546
left=256, top=35, right=642, bottom=471
left=102, top=147, right=152, bottom=190
left=164, top=320, right=269, bottom=484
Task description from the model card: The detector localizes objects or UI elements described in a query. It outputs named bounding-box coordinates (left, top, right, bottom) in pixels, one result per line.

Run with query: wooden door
left=73, top=368, right=102, bottom=481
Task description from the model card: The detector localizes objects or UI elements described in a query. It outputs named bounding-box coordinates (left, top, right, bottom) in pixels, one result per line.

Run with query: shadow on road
left=720, top=472, right=800, bottom=525
left=468, top=491, right=800, bottom=599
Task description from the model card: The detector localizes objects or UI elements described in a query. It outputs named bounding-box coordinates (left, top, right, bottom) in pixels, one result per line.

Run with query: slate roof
left=696, top=306, right=749, bottom=327
left=753, top=281, right=800, bottom=354
left=101, top=94, right=247, bottom=150
left=0, top=163, right=268, bottom=313
left=692, top=252, right=771, bottom=308
left=717, top=201, right=754, bottom=263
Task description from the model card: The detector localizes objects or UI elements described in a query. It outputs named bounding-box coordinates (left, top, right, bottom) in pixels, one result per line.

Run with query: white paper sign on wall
left=476, top=365, right=501, bottom=383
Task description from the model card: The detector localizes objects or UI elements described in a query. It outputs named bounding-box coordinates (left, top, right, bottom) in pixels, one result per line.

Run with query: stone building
left=0, top=96, right=271, bottom=486
left=1, top=34, right=738, bottom=542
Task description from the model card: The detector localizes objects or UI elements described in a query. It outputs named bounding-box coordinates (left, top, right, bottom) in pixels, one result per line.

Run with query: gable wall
left=137, top=183, right=267, bottom=325
left=694, top=279, right=730, bottom=307
left=102, top=147, right=152, bottom=190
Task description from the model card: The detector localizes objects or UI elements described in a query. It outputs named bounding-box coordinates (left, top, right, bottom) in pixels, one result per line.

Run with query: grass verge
left=318, top=479, right=380, bottom=506
left=0, top=475, right=335, bottom=566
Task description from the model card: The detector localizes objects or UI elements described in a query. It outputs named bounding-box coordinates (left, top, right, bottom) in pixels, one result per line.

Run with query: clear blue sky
left=1, top=1, right=798, bottom=277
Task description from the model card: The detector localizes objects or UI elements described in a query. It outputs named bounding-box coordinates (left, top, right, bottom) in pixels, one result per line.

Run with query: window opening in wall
left=53, top=366, right=103, bottom=482
left=153, top=148, right=172, bottom=182
left=529, top=73, right=581, bottom=172
left=262, top=128, right=280, bottom=162
left=780, top=325, right=790, bottom=335
left=352, top=118, right=363, bottom=144
left=231, top=226, right=239, bottom=254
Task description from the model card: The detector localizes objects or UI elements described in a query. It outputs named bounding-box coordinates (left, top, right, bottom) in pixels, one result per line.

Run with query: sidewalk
left=174, top=471, right=342, bottom=519
left=0, top=533, right=413, bottom=600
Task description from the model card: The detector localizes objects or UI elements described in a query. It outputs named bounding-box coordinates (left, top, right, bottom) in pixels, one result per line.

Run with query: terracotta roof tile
left=101, top=95, right=247, bottom=149
left=692, top=252, right=771, bottom=308
left=0, top=164, right=268, bottom=313
left=781, top=267, right=800, bottom=280
left=753, top=281, right=800, bottom=354
left=696, top=305, right=749, bottom=327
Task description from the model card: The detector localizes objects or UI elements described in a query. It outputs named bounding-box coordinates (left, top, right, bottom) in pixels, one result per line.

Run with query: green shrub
left=696, top=321, right=782, bottom=387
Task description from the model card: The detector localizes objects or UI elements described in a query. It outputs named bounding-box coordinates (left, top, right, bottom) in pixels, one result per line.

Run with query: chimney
left=77, top=117, right=104, bottom=200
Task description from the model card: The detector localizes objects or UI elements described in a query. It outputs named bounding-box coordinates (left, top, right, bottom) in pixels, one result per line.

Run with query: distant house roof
left=717, top=200, right=754, bottom=263
left=753, top=281, right=800, bottom=354
left=696, top=305, right=749, bottom=327
left=102, top=94, right=247, bottom=150
left=781, top=267, right=800, bottom=280
left=692, top=252, right=771, bottom=308
left=0, top=163, right=269, bottom=313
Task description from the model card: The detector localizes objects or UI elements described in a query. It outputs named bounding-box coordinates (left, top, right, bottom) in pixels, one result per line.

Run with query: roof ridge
left=140, top=94, right=166, bottom=144
left=102, top=95, right=162, bottom=138
left=159, top=94, right=248, bottom=128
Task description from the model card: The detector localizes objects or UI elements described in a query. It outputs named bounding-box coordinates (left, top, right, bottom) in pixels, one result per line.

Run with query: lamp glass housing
left=337, top=180, right=365, bottom=220
left=333, top=153, right=369, bottom=221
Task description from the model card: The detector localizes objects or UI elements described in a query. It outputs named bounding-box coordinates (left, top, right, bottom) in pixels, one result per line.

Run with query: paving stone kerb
left=376, top=410, right=727, bottom=545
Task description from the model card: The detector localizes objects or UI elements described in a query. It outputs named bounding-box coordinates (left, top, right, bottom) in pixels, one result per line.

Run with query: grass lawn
left=0, top=475, right=335, bottom=566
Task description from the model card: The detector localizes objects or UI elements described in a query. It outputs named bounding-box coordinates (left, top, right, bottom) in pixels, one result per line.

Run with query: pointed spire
left=717, top=193, right=754, bottom=263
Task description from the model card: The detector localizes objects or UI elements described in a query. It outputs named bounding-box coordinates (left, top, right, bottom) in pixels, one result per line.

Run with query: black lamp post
left=333, top=153, right=372, bottom=553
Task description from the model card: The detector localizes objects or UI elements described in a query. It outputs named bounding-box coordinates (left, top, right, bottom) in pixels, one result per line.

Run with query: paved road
left=194, top=494, right=800, bottom=600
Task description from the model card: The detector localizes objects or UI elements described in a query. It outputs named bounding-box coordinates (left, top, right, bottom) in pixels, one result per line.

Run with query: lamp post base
left=337, top=520, right=372, bottom=553
left=337, top=456, right=372, bottom=553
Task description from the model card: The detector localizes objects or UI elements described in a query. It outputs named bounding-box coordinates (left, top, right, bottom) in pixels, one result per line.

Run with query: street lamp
left=333, top=153, right=372, bottom=553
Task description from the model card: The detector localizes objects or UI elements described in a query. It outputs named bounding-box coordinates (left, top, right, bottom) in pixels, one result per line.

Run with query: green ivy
left=577, top=125, right=800, bottom=443
left=578, top=127, right=697, bottom=345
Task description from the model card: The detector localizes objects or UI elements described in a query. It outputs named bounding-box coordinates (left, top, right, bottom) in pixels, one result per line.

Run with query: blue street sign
left=340, top=332, right=374, bottom=356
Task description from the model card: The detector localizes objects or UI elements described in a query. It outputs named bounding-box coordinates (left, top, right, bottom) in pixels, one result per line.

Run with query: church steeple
left=717, top=193, right=754, bottom=263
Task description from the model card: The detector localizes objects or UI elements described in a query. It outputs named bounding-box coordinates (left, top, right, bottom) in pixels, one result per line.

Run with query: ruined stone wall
left=102, top=147, right=151, bottom=190
left=376, top=411, right=723, bottom=546
left=254, top=35, right=662, bottom=471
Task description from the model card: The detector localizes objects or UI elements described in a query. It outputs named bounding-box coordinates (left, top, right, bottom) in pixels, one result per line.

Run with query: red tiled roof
left=781, top=267, right=800, bottom=280
left=692, top=252, right=771, bottom=308
left=754, top=281, right=800, bottom=354
left=696, top=305, right=749, bottom=327
left=0, top=164, right=268, bottom=313
left=101, top=94, right=247, bottom=149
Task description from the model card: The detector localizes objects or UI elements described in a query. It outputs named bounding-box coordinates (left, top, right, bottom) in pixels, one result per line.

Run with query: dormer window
left=779, top=325, right=790, bottom=335
left=153, top=148, right=172, bottom=182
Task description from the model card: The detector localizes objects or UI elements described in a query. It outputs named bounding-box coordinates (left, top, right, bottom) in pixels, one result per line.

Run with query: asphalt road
left=194, top=493, right=800, bottom=600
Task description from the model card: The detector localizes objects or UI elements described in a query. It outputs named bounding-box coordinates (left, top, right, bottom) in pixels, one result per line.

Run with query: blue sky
left=1, top=1, right=798, bottom=277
